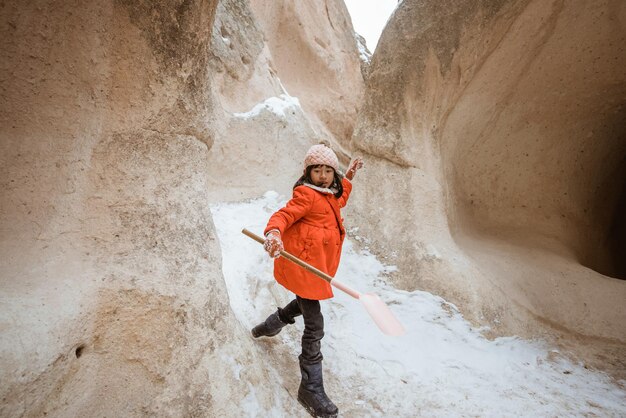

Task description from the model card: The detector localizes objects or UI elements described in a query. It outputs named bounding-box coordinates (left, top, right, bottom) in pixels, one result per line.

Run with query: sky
left=344, top=0, right=399, bottom=52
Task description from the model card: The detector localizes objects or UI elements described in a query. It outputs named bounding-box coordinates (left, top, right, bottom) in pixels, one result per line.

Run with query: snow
left=232, top=94, right=301, bottom=119
left=355, top=35, right=372, bottom=64
left=210, top=192, right=626, bottom=417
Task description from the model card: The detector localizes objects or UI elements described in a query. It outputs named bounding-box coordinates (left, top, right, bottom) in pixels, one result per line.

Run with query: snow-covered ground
left=210, top=192, right=626, bottom=417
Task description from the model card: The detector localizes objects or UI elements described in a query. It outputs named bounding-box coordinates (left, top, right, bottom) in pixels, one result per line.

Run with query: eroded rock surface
left=1, top=0, right=625, bottom=416
left=249, top=0, right=364, bottom=154
left=0, top=0, right=296, bottom=416
left=0, top=0, right=363, bottom=416
left=349, top=0, right=626, bottom=373
left=206, top=0, right=364, bottom=201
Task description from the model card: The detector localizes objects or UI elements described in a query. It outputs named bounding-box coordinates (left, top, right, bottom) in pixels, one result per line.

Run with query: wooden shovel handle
left=242, top=229, right=403, bottom=335
left=241, top=228, right=334, bottom=283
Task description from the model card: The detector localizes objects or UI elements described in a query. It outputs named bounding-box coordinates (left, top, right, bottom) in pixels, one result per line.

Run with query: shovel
left=242, top=228, right=405, bottom=336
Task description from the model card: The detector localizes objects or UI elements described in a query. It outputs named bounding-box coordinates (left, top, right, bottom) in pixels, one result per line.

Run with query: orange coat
left=264, top=178, right=353, bottom=300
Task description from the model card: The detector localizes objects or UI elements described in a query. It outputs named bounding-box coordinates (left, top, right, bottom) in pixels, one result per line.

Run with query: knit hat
left=303, top=140, right=339, bottom=172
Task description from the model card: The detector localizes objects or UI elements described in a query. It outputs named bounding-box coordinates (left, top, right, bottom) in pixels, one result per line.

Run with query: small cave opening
left=75, top=344, right=85, bottom=359
left=581, top=128, right=626, bottom=281
left=607, top=174, right=626, bottom=280
left=583, top=112, right=626, bottom=281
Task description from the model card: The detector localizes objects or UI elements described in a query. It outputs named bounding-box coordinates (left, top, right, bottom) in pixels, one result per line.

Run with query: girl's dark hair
left=294, top=164, right=344, bottom=198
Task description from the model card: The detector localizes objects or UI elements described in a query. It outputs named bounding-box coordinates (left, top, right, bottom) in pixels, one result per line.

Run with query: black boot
left=251, top=310, right=289, bottom=338
left=297, top=361, right=338, bottom=418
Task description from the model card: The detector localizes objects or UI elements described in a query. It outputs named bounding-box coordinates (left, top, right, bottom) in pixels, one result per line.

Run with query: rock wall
left=0, top=1, right=237, bottom=415
left=205, top=0, right=364, bottom=202
left=349, top=0, right=626, bottom=372
left=0, top=0, right=363, bottom=416
left=3, top=0, right=624, bottom=414
left=248, top=0, right=363, bottom=155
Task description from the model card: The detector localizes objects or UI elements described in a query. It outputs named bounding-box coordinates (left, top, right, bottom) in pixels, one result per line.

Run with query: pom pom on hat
left=303, top=140, right=339, bottom=172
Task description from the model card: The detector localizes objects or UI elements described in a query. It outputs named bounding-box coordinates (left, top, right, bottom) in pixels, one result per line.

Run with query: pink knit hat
left=303, top=141, right=339, bottom=172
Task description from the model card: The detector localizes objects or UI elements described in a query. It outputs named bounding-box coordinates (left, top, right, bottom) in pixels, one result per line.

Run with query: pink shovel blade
left=359, top=293, right=405, bottom=336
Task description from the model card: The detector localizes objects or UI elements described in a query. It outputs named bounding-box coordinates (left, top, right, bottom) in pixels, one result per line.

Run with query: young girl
left=252, top=141, right=363, bottom=418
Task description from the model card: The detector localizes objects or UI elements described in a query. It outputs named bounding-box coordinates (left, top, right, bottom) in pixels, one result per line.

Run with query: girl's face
left=309, top=165, right=335, bottom=188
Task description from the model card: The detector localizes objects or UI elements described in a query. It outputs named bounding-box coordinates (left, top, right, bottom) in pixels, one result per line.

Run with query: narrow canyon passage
left=1, top=0, right=625, bottom=416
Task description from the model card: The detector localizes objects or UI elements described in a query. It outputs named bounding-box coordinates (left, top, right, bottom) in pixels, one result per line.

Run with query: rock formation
left=206, top=0, right=364, bottom=201
left=1, top=0, right=624, bottom=415
left=248, top=0, right=364, bottom=155
left=0, top=0, right=362, bottom=416
left=349, top=0, right=626, bottom=372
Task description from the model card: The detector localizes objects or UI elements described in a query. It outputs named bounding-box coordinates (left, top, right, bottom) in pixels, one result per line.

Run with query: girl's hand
left=346, top=157, right=364, bottom=180
left=263, top=230, right=284, bottom=258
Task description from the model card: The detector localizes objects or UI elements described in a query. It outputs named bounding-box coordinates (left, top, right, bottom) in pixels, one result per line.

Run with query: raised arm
left=339, top=158, right=363, bottom=208
left=345, top=157, right=363, bottom=181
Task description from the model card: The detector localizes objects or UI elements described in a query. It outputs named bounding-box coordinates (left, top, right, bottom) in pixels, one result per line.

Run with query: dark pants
left=278, top=296, right=324, bottom=365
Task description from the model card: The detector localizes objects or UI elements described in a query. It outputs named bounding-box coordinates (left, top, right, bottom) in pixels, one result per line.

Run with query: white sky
left=344, top=0, right=399, bottom=52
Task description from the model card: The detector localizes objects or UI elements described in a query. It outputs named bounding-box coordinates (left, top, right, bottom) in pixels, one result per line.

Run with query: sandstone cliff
left=349, top=0, right=626, bottom=372
left=0, top=0, right=362, bottom=416
left=1, top=0, right=625, bottom=415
